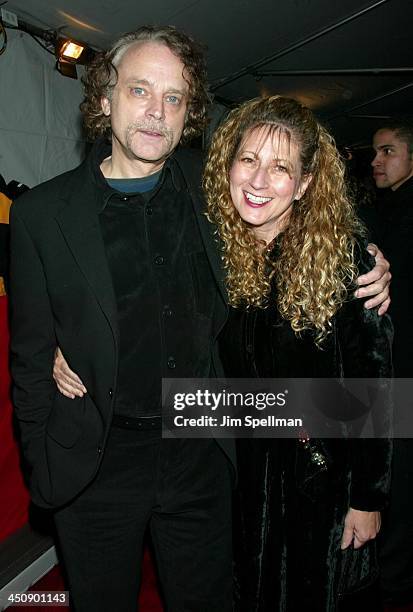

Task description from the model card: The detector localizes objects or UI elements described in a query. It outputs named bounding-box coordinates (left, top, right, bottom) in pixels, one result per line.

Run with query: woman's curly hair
left=204, top=95, right=364, bottom=343
left=80, top=25, right=209, bottom=142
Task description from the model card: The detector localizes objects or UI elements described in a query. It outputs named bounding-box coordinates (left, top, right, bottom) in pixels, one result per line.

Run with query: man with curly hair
left=10, top=26, right=233, bottom=612
left=10, top=25, right=389, bottom=612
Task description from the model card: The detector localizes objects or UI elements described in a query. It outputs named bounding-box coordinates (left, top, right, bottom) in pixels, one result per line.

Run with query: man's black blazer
left=9, top=147, right=235, bottom=509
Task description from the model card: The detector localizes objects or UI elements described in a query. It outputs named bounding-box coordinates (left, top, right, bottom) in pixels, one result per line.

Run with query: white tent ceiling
left=3, top=0, right=413, bottom=147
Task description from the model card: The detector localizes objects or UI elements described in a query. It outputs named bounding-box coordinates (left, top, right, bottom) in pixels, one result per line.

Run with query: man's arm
left=338, top=240, right=393, bottom=549
left=53, top=241, right=392, bottom=397
left=355, top=243, right=391, bottom=315
left=9, top=209, right=56, bottom=468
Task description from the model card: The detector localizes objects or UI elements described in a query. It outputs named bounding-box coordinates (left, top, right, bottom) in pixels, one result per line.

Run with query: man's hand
left=355, top=244, right=391, bottom=315
left=341, top=507, right=381, bottom=550
left=53, top=347, right=87, bottom=399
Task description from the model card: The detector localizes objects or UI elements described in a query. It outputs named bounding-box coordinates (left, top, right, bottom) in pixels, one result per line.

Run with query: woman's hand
left=341, top=507, right=381, bottom=550
left=53, top=347, right=87, bottom=399
left=355, top=244, right=391, bottom=315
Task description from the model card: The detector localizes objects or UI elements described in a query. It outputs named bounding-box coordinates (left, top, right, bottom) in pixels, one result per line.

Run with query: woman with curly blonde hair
left=204, top=96, right=392, bottom=611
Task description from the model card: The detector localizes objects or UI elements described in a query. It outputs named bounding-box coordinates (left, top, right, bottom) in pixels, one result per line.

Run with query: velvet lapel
left=174, top=149, right=228, bottom=304
left=54, top=165, right=119, bottom=348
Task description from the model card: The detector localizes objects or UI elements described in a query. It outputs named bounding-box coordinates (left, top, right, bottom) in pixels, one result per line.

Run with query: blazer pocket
left=46, top=393, right=85, bottom=448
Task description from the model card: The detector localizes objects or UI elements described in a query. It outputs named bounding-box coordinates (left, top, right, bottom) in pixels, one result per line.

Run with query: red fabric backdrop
left=0, top=295, right=30, bottom=541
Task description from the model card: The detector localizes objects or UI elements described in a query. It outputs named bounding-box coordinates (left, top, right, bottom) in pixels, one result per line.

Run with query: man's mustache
left=127, top=122, right=173, bottom=139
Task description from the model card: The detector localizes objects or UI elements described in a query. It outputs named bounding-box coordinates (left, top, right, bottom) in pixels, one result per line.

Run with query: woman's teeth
left=245, top=191, right=272, bottom=204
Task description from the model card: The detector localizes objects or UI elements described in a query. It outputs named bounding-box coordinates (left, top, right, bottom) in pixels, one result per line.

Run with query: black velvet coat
left=218, top=241, right=393, bottom=611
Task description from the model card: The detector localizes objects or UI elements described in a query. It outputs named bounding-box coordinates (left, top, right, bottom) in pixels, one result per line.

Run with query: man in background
left=372, top=118, right=413, bottom=606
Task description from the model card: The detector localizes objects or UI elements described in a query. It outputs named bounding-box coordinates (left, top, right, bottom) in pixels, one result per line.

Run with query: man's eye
left=131, top=87, right=145, bottom=96
left=384, top=148, right=393, bottom=155
left=166, top=95, right=181, bottom=105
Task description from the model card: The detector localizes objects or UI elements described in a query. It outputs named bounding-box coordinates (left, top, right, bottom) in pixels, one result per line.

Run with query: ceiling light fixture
left=55, top=37, right=96, bottom=79
left=60, top=40, right=85, bottom=61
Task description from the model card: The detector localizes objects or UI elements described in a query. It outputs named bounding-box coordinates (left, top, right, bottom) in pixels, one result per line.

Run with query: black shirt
left=93, top=141, right=215, bottom=416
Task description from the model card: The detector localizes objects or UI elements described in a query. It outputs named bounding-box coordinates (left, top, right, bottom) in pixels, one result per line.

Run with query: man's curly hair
left=204, top=95, right=364, bottom=343
left=81, top=25, right=209, bottom=142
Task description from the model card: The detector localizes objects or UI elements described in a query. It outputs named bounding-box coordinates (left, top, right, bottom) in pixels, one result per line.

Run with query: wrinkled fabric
left=219, top=240, right=393, bottom=611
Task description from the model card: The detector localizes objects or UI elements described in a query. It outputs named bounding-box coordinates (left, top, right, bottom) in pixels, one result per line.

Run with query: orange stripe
left=0, top=193, right=12, bottom=225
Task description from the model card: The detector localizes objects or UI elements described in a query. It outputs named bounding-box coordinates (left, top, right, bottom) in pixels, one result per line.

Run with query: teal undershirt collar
left=106, top=169, right=162, bottom=194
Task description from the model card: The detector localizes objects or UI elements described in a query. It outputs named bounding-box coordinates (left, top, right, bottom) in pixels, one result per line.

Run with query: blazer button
left=167, top=357, right=176, bottom=369
left=108, top=388, right=113, bottom=398
left=154, top=255, right=165, bottom=265
left=97, top=446, right=103, bottom=454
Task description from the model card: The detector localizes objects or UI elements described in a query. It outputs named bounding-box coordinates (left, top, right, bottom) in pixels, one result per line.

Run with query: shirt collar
left=90, top=138, right=184, bottom=210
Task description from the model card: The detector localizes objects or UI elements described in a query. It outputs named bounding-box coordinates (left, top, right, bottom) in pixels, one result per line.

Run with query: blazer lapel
left=192, top=190, right=228, bottom=303
left=174, top=150, right=228, bottom=304
left=55, top=179, right=119, bottom=345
